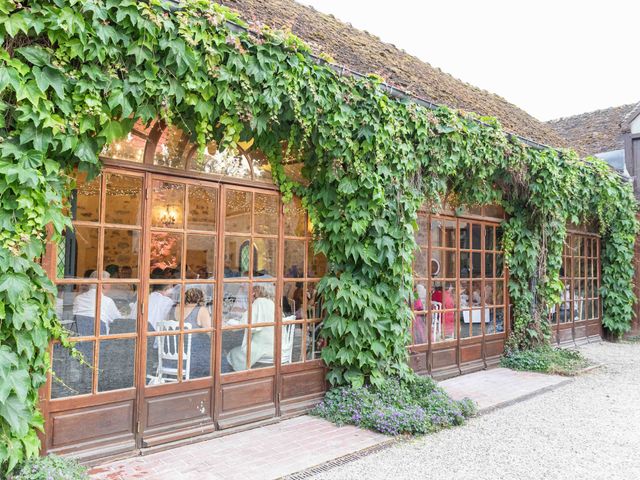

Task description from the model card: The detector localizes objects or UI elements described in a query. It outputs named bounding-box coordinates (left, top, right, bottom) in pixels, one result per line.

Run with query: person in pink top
left=431, top=285, right=455, bottom=339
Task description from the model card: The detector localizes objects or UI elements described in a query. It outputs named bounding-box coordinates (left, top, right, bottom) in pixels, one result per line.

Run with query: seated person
left=432, top=285, right=455, bottom=338
left=227, top=284, right=276, bottom=371
left=72, top=270, right=121, bottom=334
left=412, top=284, right=427, bottom=344
left=176, top=288, right=212, bottom=378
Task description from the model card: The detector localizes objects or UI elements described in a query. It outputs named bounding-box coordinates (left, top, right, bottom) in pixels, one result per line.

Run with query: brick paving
left=89, top=368, right=571, bottom=480
left=88, top=416, right=387, bottom=480
left=439, top=367, right=570, bottom=412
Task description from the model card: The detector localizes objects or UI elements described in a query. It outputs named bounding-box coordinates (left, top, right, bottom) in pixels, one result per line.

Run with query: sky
left=298, top=0, right=639, bottom=121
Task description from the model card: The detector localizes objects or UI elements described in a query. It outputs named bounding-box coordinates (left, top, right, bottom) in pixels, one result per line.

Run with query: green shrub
left=312, top=376, right=476, bottom=435
left=500, top=346, right=589, bottom=375
left=7, top=455, right=88, bottom=480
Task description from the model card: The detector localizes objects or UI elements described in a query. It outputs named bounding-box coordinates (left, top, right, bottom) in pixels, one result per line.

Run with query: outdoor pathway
left=311, top=341, right=640, bottom=480
left=88, top=358, right=574, bottom=480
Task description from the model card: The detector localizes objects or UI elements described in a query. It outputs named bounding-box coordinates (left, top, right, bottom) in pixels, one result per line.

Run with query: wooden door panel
left=48, top=401, right=134, bottom=451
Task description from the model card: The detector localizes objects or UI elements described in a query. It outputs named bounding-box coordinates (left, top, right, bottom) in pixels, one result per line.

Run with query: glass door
left=139, top=174, right=219, bottom=444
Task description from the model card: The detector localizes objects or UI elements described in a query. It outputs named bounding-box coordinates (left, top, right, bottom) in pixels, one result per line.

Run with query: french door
left=44, top=168, right=326, bottom=458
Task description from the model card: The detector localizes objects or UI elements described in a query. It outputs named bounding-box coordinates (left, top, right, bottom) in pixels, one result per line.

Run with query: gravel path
left=311, top=342, right=640, bottom=480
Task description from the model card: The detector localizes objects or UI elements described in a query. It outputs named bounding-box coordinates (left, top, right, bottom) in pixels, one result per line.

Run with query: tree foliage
left=0, top=0, right=636, bottom=472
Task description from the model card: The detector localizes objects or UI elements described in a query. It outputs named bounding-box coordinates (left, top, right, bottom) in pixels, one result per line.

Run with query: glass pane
left=222, top=283, right=249, bottom=326
left=103, top=229, right=140, bottom=279
left=188, top=185, right=217, bottom=232
left=443, top=250, right=456, bottom=279
left=460, top=252, right=470, bottom=278
left=413, top=246, right=428, bottom=278
left=249, top=283, right=276, bottom=326
left=430, top=219, right=443, bottom=247
left=496, top=280, right=505, bottom=305
left=225, top=190, right=251, bottom=233
left=254, top=193, right=279, bottom=235
left=283, top=281, right=302, bottom=318
left=414, top=282, right=429, bottom=313
left=306, top=322, right=324, bottom=360
left=249, top=326, right=275, bottom=369
left=186, top=234, right=216, bottom=280
left=485, top=226, right=495, bottom=250
left=413, top=311, right=428, bottom=345
left=430, top=250, right=442, bottom=278
left=307, top=283, right=323, bottom=320
left=151, top=181, right=185, bottom=229
left=222, top=328, right=248, bottom=373
left=154, top=125, right=193, bottom=169
left=101, top=132, right=146, bottom=163
left=60, top=226, right=99, bottom=279
left=148, top=284, right=180, bottom=332
left=250, top=151, right=273, bottom=183
left=51, top=341, right=94, bottom=398
left=495, top=253, right=504, bottom=277
left=485, top=281, right=496, bottom=306
left=459, top=222, right=470, bottom=249
left=56, top=284, right=95, bottom=336
left=460, top=280, right=471, bottom=308
left=284, top=198, right=306, bottom=237
left=146, top=334, right=182, bottom=384
left=187, top=332, right=212, bottom=379
left=432, top=282, right=456, bottom=341
left=190, top=141, right=252, bottom=179
left=150, top=232, right=182, bottom=278
left=72, top=172, right=100, bottom=222
left=485, top=253, right=494, bottom=278
left=496, top=226, right=504, bottom=250
left=472, top=224, right=482, bottom=250
left=105, top=174, right=143, bottom=225
left=444, top=221, right=456, bottom=248
left=104, top=283, right=137, bottom=329
left=308, top=244, right=327, bottom=278
left=254, top=238, right=277, bottom=277
left=416, top=213, right=429, bottom=245
left=224, top=236, right=250, bottom=277
left=182, top=288, right=213, bottom=330
left=283, top=323, right=304, bottom=364
left=98, top=338, right=135, bottom=392
left=495, top=307, right=505, bottom=333
left=284, top=240, right=305, bottom=278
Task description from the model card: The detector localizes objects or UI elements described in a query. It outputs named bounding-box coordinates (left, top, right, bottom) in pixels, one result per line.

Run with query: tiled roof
left=217, top=0, right=568, bottom=148
left=546, top=102, right=640, bottom=156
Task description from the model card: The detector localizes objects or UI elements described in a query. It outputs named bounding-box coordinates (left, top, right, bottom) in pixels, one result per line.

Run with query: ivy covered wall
left=0, top=0, right=636, bottom=472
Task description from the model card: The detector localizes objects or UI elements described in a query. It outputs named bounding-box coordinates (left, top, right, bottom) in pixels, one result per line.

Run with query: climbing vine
left=0, top=0, right=636, bottom=472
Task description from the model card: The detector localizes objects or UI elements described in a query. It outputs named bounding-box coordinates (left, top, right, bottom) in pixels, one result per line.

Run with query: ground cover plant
left=500, top=346, right=590, bottom=376
left=0, top=0, right=636, bottom=472
left=312, top=376, right=476, bottom=435
left=6, top=454, right=88, bottom=480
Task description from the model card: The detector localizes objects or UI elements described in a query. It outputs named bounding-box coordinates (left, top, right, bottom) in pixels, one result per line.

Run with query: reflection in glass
left=222, top=283, right=249, bottom=325
left=430, top=219, right=442, bottom=247
left=225, top=190, right=251, bottom=233
left=413, top=247, right=428, bottom=278
left=189, top=141, right=252, bottom=179
left=103, top=229, right=140, bottom=279
left=284, top=198, right=306, bottom=237
left=186, top=234, right=216, bottom=280
left=105, top=174, right=143, bottom=225
left=153, top=125, right=193, bottom=169
left=444, top=251, right=457, bottom=279
left=188, top=185, right=217, bottom=231
left=459, top=222, right=470, bottom=249
left=444, top=221, right=457, bottom=248
left=151, top=181, right=185, bottom=229
left=150, top=232, right=182, bottom=278
left=485, top=226, right=495, bottom=250
left=308, top=244, right=327, bottom=278
left=101, top=132, right=146, bottom=163
left=472, top=224, right=482, bottom=249
left=98, top=338, right=135, bottom=392
left=60, top=226, right=99, bottom=279
left=51, top=341, right=94, bottom=398
left=254, top=193, right=279, bottom=235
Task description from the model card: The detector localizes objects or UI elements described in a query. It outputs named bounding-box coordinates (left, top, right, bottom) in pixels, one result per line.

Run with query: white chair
left=431, top=301, right=443, bottom=342
left=153, top=321, right=192, bottom=384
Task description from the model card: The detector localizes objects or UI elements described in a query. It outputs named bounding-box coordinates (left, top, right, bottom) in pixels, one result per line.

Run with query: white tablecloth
left=462, top=308, right=491, bottom=323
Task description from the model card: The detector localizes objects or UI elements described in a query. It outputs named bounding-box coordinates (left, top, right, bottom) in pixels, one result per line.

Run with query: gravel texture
left=311, top=341, right=640, bottom=480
